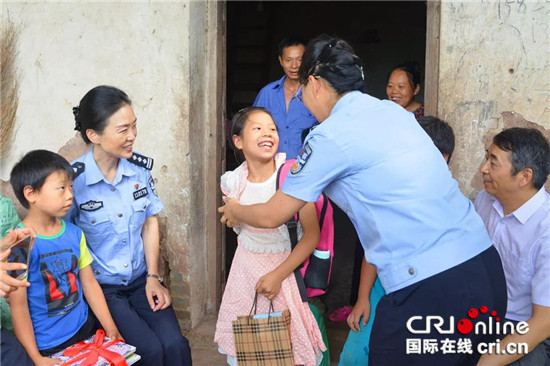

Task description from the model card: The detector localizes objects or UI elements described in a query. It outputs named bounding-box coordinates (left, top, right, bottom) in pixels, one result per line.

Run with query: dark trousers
left=369, top=246, right=507, bottom=366
left=101, top=273, right=192, bottom=366
left=1, top=328, right=33, bottom=366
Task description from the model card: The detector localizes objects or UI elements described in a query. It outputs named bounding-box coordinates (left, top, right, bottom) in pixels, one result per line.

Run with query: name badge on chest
left=133, top=185, right=148, bottom=200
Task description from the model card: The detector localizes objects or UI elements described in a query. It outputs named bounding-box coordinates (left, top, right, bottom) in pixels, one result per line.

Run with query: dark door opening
left=224, top=0, right=427, bottom=325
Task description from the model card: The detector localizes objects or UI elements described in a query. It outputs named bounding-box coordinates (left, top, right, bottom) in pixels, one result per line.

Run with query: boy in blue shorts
left=9, top=150, right=122, bottom=365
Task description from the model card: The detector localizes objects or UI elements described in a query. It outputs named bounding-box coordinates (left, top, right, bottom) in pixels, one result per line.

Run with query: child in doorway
left=215, top=107, right=326, bottom=365
left=8, top=150, right=121, bottom=365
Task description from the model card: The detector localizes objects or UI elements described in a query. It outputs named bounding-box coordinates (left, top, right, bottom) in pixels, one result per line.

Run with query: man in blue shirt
left=254, top=36, right=317, bottom=159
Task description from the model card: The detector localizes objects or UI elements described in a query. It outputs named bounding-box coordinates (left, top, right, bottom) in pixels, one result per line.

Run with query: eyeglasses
left=294, top=87, right=304, bottom=102
left=294, top=75, right=321, bottom=103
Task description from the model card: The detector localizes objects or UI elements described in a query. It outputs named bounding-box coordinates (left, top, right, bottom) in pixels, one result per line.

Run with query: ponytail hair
left=299, top=35, right=366, bottom=95
left=73, top=85, right=132, bottom=144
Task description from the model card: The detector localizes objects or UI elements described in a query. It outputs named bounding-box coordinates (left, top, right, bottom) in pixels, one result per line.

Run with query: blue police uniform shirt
left=254, top=75, right=317, bottom=159
left=282, top=91, right=492, bottom=294
left=67, top=148, right=164, bottom=286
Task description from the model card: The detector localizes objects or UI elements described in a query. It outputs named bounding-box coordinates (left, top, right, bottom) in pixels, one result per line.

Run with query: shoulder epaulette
left=128, top=152, right=154, bottom=170
left=72, top=162, right=85, bottom=179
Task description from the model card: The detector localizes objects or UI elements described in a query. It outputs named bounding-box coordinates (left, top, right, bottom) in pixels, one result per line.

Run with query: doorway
left=223, top=1, right=428, bottom=358
left=225, top=0, right=427, bottom=274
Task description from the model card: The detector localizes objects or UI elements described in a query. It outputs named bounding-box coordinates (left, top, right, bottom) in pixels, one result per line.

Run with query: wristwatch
left=146, top=273, right=163, bottom=283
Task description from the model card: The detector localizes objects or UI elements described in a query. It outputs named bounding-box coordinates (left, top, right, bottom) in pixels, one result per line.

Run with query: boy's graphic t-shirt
left=24, top=219, right=93, bottom=350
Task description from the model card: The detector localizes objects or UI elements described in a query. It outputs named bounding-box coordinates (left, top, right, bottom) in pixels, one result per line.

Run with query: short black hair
left=229, top=106, right=275, bottom=164
left=418, top=116, right=455, bottom=164
left=389, top=61, right=422, bottom=90
left=493, top=127, right=550, bottom=189
left=278, top=36, right=307, bottom=57
left=73, top=85, right=132, bottom=144
left=299, top=34, right=366, bottom=95
left=10, top=150, right=74, bottom=209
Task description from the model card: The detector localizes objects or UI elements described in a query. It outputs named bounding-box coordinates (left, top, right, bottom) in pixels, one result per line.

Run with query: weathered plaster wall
left=1, top=1, right=223, bottom=329
left=438, top=0, right=550, bottom=198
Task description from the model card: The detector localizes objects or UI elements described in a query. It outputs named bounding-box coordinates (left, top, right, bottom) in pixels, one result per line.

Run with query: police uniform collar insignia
left=290, top=143, right=312, bottom=175
left=80, top=200, right=103, bottom=212
left=72, top=162, right=85, bottom=179
left=128, top=152, right=154, bottom=170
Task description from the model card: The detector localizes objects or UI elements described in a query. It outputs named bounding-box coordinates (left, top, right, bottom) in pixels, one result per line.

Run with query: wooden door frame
left=425, top=0, right=441, bottom=116
left=205, top=0, right=226, bottom=312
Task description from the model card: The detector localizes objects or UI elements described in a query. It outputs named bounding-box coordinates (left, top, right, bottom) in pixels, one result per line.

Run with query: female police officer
left=68, top=86, right=191, bottom=365
left=219, top=35, right=506, bottom=365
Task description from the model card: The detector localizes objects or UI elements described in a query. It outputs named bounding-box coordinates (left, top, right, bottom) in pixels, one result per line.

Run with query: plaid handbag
left=232, top=293, right=294, bottom=365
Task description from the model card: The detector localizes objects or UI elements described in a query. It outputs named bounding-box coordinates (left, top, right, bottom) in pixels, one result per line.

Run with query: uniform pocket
left=77, top=211, right=112, bottom=247
left=130, top=199, right=150, bottom=228
left=499, top=249, right=531, bottom=295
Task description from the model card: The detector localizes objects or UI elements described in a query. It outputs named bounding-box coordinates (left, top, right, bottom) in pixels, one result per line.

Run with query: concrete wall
left=438, top=1, right=550, bottom=198
left=1, top=1, right=223, bottom=329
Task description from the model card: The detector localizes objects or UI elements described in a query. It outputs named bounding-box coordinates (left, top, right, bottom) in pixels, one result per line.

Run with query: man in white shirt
left=475, top=127, right=550, bottom=365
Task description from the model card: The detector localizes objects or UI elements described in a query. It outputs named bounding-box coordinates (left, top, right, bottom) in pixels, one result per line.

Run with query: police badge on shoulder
left=290, top=143, right=313, bottom=175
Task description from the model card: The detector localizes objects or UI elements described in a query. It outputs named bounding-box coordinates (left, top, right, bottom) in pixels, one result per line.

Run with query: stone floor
left=185, top=313, right=351, bottom=366
left=183, top=315, right=226, bottom=366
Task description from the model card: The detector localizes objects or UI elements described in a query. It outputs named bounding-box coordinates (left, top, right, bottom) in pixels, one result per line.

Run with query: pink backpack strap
left=277, top=158, right=335, bottom=299
left=276, top=159, right=295, bottom=190
left=276, top=159, right=299, bottom=222
left=277, top=159, right=307, bottom=301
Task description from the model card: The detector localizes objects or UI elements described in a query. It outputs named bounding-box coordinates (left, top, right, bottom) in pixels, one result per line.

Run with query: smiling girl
left=214, top=107, right=325, bottom=366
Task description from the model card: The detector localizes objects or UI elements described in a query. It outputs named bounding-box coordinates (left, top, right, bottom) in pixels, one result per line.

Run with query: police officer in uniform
left=68, top=86, right=192, bottom=365
left=220, top=36, right=507, bottom=365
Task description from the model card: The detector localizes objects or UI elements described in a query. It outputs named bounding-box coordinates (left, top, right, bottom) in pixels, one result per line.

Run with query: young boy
left=9, top=150, right=121, bottom=365
left=417, top=116, right=455, bottom=164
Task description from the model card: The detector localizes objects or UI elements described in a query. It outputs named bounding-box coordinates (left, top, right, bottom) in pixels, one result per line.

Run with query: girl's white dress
left=214, top=153, right=326, bottom=366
